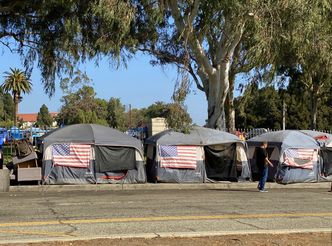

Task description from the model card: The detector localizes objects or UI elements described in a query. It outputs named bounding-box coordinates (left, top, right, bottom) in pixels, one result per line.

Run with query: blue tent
left=0, top=128, right=7, bottom=146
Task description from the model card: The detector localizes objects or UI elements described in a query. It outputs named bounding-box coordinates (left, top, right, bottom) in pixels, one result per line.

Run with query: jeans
left=258, top=166, right=268, bottom=190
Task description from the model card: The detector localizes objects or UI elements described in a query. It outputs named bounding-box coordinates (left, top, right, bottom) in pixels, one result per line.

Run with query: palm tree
left=2, top=68, right=32, bottom=126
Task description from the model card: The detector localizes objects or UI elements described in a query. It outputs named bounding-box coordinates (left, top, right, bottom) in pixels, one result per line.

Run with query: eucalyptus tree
left=133, top=0, right=299, bottom=130
left=0, top=0, right=135, bottom=95
left=266, top=1, right=332, bottom=129
left=3, top=0, right=327, bottom=131
left=293, top=4, right=332, bottom=130
left=2, top=68, right=32, bottom=126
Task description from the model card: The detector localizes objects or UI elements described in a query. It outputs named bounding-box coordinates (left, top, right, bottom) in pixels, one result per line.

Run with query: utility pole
left=282, top=99, right=286, bottom=130
left=129, top=104, right=132, bottom=129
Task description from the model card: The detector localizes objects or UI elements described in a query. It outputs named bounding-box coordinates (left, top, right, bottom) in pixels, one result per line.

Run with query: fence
left=229, top=128, right=332, bottom=140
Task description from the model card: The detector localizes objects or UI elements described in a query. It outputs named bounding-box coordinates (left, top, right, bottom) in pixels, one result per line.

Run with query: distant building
left=147, top=117, right=168, bottom=137
left=17, top=112, right=58, bottom=128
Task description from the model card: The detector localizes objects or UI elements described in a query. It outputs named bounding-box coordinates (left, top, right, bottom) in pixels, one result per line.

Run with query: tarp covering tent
left=300, top=130, right=332, bottom=181
left=145, top=126, right=250, bottom=183
left=42, top=124, right=146, bottom=184
left=247, top=130, right=321, bottom=184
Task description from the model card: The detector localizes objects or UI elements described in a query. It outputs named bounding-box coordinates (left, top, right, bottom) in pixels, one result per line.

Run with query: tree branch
left=0, top=40, right=14, bottom=52
left=186, top=0, right=199, bottom=26
left=138, top=47, right=185, bottom=66
left=168, top=0, right=215, bottom=76
left=139, top=46, right=204, bottom=92
left=0, top=31, right=40, bottom=47
left=188, top=64, right=204, bottom=91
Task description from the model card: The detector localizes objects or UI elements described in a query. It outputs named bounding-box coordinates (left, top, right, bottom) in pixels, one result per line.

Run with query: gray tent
left=247, top=130, right=321, bottom=184
left=145, top=126, right=250, bottom=183
left=42, top=124, right=146, bottom=184
left=300, top=130, right=332, bottom=181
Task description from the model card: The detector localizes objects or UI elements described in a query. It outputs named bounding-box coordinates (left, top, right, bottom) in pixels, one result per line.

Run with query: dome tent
left=42, top=124, right=146, bottom=184
left=145, top=126, right=250, bottom=183
left=247, top=130, right=321, bottom=184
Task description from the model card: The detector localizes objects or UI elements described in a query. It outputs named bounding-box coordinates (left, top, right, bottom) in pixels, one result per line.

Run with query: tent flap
left=322, top=149, right=332, bottom=176
left=94, top=146, right=136, bottom=172
left=204, top=144, right=237, bottom=181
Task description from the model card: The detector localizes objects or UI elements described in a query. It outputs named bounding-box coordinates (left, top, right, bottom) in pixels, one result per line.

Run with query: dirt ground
left=2, top=232, right=332, bottom=246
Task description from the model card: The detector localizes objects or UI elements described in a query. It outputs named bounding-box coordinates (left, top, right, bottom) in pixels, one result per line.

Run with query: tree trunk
left=13, top=93, right=18, bottom=127
left=168, top=1, right=244, bottom=131
left=207, top=95, right=226, bottom=130
left=308, top=75, right=319, bottom=130
left=206, top=62, right=230, bottom=130
left=226, top=71, right=236, bottom=132
left=310, top=90, right=318, bottom=130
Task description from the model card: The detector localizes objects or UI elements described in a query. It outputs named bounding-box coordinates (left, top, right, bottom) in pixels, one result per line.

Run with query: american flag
left=159, top=145, right=197, bottom=169
left=52, top=144, right=91, bottom=168
left=284, top=148, right=316, bottom=169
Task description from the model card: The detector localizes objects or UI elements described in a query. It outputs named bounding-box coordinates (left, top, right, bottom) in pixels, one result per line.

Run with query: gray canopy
left=247, top=130, right=319, bottom=151
left=145, top=126, right=243, bottom=146
left=247, top=130, right=321, bottom=184
left=145, top=126, right=249, bottom=183
left=42, top=124, right=143, bottom=155
left=300, top=130, right=332, bottom=147
left=42, top=124, right=146, bottom=184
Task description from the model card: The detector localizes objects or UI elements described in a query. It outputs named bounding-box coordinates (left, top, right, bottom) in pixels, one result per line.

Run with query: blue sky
left=0, top=48, right=209, bottom=125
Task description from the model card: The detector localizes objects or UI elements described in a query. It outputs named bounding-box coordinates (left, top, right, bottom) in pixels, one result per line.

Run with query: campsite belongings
left=8, top=139, right=42, bottom=183
left=41, top=124, right=146, bottom=184
left=247, top=130, right=325, bottom=184
left=145, top=126, right=250, bottom=183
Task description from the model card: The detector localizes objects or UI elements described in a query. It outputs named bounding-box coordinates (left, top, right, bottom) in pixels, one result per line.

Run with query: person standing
left=256, top=142, right=273, bottom=192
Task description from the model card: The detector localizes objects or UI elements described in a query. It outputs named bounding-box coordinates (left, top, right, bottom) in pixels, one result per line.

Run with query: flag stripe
left=52, top=144, right=91, bottom=168
left=159, top=145, right=197, bottom=169
left=160, top=160, right=197, bottom=163
left=284, top=148, right=316, bottom=169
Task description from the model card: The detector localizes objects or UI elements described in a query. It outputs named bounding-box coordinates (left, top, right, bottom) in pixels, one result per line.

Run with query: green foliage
left=1, top=68, right=32, bottom=126
left=58, top=86, right=107, bottom=125
left=0, top=120, right=13, bottom=128
left=164, top=103, right=192, bottom=133
left=165, top=75, right=192, bottom=132
left=2, top=68, right=32, bottom=96
left=125, top=108, right=145, bottom=129
left=235, top=84, right=282, bottom=129
left=235, top=82, right=332, bottom=130
left=107, top=97, right=126, bottom=131
left=312, top=85, right=332, bottom=130
left=2, top=92, right=13, bottom=121
left=4, top=1, right=332, bottom=130
left=0, top=0, right=135, bottom=96
left=57, top=84, right=192, bottom=130
left=144, top=101, right=168, bottom=119
left=139, top=100, right=192, bottom=131
left=1, top=0, right=308, bottom=130
left=36, top=104, right=53, bottom=127
left=265, top=1, right=332, bottom=129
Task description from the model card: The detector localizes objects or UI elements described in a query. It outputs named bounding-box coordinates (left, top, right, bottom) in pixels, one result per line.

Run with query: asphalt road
left=0, top=188, right=331, bottom=244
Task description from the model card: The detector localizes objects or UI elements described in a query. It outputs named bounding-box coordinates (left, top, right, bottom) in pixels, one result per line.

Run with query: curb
left=7, top=181, right=331, bottom=193
left=0, top=228, right=331, bottom=245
